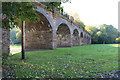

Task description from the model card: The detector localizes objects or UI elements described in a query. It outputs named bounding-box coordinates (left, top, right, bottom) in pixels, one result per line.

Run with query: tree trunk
left=21, top=21, right=25, bottom=59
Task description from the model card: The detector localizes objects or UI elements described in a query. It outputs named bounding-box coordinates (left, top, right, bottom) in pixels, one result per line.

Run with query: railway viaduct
left=24, top=3, right=91, bottom=50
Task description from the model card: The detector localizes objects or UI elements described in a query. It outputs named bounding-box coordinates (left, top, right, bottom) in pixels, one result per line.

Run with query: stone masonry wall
left=25, top=3, right=91, bottom=50
left=25, top=13, right=54, bottom=50
left=73, top=29, right=80, bottom=46
left=56, top=24, right=72, bottom=47
left=1, top=28, right=10, bottom=59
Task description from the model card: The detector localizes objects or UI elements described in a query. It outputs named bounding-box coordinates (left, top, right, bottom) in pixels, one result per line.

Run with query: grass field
left=10, top=45, right=21, bottom=54
left=4, top=44, right=119, bottom=78
left=10, top=45, right=21, bottom=48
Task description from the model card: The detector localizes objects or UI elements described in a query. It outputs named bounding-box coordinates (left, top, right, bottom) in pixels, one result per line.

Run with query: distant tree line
left=10, top=27, right=21, bottom=45
left=85, top=24, right=119, bottom=44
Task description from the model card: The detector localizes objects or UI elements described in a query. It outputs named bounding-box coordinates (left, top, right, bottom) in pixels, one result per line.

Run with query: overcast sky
left=61, top=0, right=119, bottom=30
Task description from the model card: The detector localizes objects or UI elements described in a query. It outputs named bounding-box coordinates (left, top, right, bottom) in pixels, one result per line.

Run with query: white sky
left=61, top=0, right=119, bottom=29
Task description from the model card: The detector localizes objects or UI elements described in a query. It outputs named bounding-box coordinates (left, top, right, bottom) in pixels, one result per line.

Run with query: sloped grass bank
left=4, top=44, right=118, bottom=78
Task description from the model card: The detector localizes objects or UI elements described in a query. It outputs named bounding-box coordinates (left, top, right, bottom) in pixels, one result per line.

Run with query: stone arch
left=80, top=31, right=84, bottom=45
left=80, top=31, right=84, bottom=38
left=56, top=20, right=72, bottom=47
left=36, top=6, right=54, bottom=30
left=56, top=20, right=72, bottom=32
left=72, top=27, right=80, bottom=46
left=25, top=7, right=54, bottom=50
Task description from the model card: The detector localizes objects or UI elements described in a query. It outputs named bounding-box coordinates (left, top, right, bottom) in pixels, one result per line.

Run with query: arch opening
left=25, top=11, right=54, bottom=50
left=80, top=32, right=84, bottom=45
left=56, top=23, right=71, bottom=47
left=73, top=29, right=80, bottom=46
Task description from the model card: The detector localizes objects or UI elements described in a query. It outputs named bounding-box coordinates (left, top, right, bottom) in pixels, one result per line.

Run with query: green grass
left=10, top=45, right=21, bottom=55
left=10, top=45, right=21, bottom=48
left=5, top=44, right=118, bottom=78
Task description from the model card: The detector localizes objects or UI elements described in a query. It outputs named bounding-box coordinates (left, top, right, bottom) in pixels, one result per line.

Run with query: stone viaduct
left=24, top=3, right=91, bottom=50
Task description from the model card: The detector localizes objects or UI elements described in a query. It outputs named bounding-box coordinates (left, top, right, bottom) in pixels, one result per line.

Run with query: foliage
left=85, top=26, right=91, bottom=33
left=4, top=44, right=118, bottom=78
left=2, top=2, right=40, bottom=30
left=71, top=13, right=85, bottom=27
left=72, top=13, right=80, bottom=22
left=79, top=21, right=85, bottom=27
left=85, top=24, right=118, bottom=44
left=10, top=27, right=21, bottom=44
left=16, top=30, right=21, bottom=44
left=116, top=37, right=120, bottom=43
left=97, top=31, right=102, bottom=36
left=41, top=2, right=63, bottom=13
